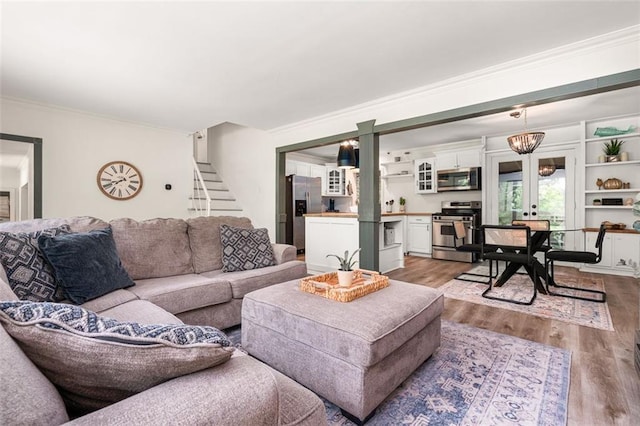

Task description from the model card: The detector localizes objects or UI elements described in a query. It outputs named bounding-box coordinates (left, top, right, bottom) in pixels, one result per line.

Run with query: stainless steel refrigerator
left=285, top=175, right=322, bottom=253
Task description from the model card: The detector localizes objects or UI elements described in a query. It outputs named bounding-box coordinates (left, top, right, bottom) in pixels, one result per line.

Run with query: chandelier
left=538, top=164, right=556, bottom=177
left=507, top=108, right=545, bottom=155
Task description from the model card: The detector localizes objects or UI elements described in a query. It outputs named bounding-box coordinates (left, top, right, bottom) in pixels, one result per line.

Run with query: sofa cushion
left=0, top=323, right=69, bottom=425
left=220, top=224, right=276, bottom=272
left=80, top=289, right=138, bottom=314
left=0, top=216, right=108, bottom=234
left=201, top=260, right=307, bottom=299
left=128, top=274, right=232, bottom=315
left=99, top=300, right=183, bottom=325
left=0, top=301, right=234, bottom=414
left=39, top=227, right=135, bottom=304
left=187, top=216, right=254, bottom=273
left=0, top=225, right=71, bottom=302
left=110, top=218, right=194, bottom=280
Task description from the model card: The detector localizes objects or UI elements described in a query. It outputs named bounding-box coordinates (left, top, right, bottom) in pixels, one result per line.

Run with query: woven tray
left=299, top=269, right=389, bottom=302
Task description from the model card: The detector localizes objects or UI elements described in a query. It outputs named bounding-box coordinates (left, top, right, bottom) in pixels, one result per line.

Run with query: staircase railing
left=192, top=157, right=211, bottom=216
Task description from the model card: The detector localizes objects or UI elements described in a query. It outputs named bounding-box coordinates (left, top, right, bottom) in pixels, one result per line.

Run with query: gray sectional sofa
left=0, top=215, right=327, bottom=425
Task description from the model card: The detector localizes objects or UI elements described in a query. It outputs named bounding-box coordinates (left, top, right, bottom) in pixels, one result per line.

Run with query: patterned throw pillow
left=0, top=301, right=234, bottom=413
left=220, top=224, right=276, bottom=272
left=0, top=225, right=71, bottom=302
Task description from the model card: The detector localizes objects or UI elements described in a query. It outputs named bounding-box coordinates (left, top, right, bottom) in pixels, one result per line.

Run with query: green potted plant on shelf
left=326, top=249, right=361, bottom=287
left=399, top=197, right=406, bottom=213
left=603, top=138, right=625, bottom=162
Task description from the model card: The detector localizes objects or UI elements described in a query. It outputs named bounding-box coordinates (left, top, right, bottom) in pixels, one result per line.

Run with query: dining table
left=492, top=223, right=555, bottom=294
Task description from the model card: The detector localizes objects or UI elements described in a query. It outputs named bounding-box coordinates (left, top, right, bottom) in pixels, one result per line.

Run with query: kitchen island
left=305, top=213, right=424, bottom=274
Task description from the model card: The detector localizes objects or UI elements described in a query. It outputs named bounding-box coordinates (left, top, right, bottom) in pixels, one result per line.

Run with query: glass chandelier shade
left=538, top=164, right=556, bottom=177
left=337, top=141, right=356, bottom=168
left=507, top=108, right=545, bottom=155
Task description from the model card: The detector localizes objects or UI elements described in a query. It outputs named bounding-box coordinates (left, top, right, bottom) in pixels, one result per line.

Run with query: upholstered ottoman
left=241, top=279, right=444, bottom=423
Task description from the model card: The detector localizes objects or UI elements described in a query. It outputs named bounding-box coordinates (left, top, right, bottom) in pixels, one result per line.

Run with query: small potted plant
left=399, top=197, right=406, bottom=213
left=326, top=249, right=360, bottom=287
left=385, top=199, right=394, bottom=213
left=603, top=138, right=625, bottom=162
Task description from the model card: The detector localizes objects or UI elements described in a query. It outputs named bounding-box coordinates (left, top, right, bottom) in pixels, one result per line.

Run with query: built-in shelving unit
left=581, top=114, right=640, bottom=277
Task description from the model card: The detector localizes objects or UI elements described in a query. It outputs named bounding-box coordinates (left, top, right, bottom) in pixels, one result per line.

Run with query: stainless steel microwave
left=437, top=167, right=481, bottom=192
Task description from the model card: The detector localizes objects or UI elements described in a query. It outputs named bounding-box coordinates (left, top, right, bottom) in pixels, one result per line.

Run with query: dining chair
left=544, top=223, right=607, bottom=303
left=481, top=225, right=537, bottom=305
left=512, top=219, right=552, bottom=251
left=452, top=220, right=498, bottom=283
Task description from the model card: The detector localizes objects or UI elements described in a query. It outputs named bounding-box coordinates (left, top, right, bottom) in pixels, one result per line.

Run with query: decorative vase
left=620, top=152, right=629, bottom=161
left=603, top=178, right=623, bottom=190
left=336, top=270, right=353, bottom=287
left=399, top=205, right=406, bottom=213
left=606, top=155, right=620, bottom=162
left=385, top=206, right=392, bottom=213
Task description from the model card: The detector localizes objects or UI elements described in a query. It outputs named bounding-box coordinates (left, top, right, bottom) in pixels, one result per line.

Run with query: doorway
left=487, top=146, right=577, bottom=250
left=0, top=133, right=42, bottom=219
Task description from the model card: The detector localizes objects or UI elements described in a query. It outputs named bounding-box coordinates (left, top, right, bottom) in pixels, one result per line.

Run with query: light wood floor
left=385, top=256, right=640, bottom=426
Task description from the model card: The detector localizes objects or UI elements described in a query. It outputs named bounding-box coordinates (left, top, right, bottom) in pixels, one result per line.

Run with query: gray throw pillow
left=0, top=301, right=234, bottom=414
left=220, top=224, right=276, bottom=272
left=38, top=226, right=135, bottom=304
left=0, top=225, right=71, bottom=302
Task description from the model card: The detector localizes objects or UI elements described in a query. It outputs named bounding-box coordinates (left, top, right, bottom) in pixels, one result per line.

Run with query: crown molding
left=270, top=25, right=640, bottom=136
left=0, top=96, right=190, bottom=135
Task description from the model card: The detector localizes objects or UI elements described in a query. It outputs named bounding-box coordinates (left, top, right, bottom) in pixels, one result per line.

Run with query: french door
left=486, top=147, right=577, bottom=250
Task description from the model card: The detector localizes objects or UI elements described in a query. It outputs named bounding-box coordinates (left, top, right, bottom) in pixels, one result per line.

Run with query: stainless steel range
left=432, top=201, right=482, bottom=263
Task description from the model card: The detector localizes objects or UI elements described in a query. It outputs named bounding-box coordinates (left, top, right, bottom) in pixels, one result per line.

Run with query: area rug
left=442, top=265, right=614, bottom=331
left=226, top=321, right=571, bottom=425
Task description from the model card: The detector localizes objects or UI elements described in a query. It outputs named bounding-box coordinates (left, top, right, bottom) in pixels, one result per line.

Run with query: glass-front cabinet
left=414, top=158, right=436, bottom=194
left=325, top=167, right=345, bottom=196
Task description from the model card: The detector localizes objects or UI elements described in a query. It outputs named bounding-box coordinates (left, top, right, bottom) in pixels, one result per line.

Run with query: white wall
left=207, top=122, right=276, bottom=235
left=0, top=98, right=192, bottom=221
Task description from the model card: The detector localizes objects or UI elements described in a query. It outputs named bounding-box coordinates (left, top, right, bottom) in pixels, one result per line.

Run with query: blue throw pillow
left=38, top=227, right=135, bottom=304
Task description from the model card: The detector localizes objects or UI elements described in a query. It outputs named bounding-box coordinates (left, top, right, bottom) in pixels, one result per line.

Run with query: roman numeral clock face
left=97, top=161, right=143, bottom=200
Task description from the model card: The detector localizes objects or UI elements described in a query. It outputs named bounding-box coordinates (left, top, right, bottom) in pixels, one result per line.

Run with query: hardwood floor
left=386, top=256, right=640, bottom=426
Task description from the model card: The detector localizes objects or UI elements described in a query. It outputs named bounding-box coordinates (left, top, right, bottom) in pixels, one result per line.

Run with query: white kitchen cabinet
left=406, top=215, right=432, bottom=256
left=326, top=167, right=346, bottom=195
left=436, top=149, right=481, bottom=170
left=414, top=158, right=436, bottom=194
left=309, top=164, right=327, bottom=194
left=582, top=231, right=640, bottom=276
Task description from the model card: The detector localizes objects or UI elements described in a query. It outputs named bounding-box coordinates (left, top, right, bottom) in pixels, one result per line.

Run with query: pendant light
left=337, top=140, right=356, bottom=169
left=538, top=164, right=556, bottom=177
left=507, top=108, right=545, bottom=155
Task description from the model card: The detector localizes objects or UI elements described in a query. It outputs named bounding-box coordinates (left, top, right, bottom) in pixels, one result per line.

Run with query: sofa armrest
left=66, top=356, right=280, bottom=425
left=271, top=243, right=297, bottom=264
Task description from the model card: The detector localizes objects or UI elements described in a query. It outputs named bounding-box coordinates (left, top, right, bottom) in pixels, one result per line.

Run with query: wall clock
left=97, top=161, right=143, bottom=200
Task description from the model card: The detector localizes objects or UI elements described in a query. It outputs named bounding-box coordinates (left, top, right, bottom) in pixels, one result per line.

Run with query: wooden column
left=356, top=120, right=380, bottom=271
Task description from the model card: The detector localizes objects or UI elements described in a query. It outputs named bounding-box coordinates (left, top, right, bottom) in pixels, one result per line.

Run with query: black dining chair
left=544, top=223, right=607, bottom=303
left=452, top=221, right=498, bottom=283
left=481, top=224, right=537, bottom=305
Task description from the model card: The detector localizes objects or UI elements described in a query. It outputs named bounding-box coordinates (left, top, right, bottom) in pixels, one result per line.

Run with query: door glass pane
left=536, top=156, right=566, bottom=249
left=498, top=160, right=523, bottom=225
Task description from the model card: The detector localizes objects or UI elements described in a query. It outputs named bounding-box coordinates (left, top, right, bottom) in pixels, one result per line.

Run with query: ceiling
left=1, top=1, right=639, bottom=134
